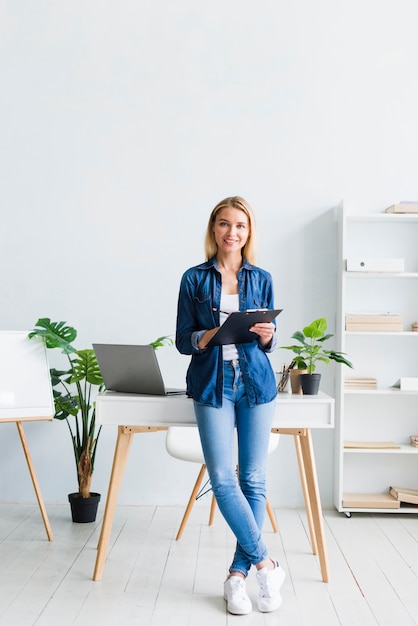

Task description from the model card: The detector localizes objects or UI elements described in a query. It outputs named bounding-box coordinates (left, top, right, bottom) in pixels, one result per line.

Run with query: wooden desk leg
left=93, top=426, right=135, bottom=581
left=299, top=429, right=329, bottom=583
left=16, top=421, right=53, bottom=541
left=294, top=433, right=317, bottom=555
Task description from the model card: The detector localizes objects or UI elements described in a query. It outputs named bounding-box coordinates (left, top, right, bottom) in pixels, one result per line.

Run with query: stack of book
left=410, top=435, right=418, bottom=448
left=342, top=493, right=400, bottom=509
left=344, top=441, right=401, bottom=450
left=389, top=486, right=418, bottom=505
left=385, top=202, right=418, bottom=214
left=345, top=376, right=377, bottom=390
left=345, top=313, right=403, bottom=332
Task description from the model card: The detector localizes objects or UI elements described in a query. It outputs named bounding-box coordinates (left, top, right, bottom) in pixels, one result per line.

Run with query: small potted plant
left=29, top=318, right=172, bottom=522
left=281, top=317, right=353, bottom=394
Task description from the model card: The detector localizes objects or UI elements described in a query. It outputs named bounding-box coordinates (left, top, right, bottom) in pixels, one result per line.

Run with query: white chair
left=166, top=426, right=280, bottom=540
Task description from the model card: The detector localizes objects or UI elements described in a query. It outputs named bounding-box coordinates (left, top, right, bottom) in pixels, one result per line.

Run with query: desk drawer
left=274, top=393, right=334, bottom=428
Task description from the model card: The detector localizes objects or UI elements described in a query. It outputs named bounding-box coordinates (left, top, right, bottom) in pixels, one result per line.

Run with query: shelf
left=345, top=272, right=418, bottom=278
left=335, top=205, right=418, bottom=517
left=347, top=214, right=418, bottom=223
left=339, top=506, right=418, bottom=515
left=340, top=491, right=418, bottom=514
left=344, top=388, right=418, bottom=395
left=343, top=444, right=418, bottom=455
left=345, top=331, right=418, bottom=337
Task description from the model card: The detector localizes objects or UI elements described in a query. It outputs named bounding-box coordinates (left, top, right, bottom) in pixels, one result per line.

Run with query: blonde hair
left=204, top=196, right=257, bottom=264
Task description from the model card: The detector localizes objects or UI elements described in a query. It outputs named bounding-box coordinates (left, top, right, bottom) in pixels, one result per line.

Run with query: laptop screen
left=93, top=343, right=167, bottom=395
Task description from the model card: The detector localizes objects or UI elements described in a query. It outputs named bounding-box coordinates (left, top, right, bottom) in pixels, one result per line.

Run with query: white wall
left=1, top=1, right=417, bottom=509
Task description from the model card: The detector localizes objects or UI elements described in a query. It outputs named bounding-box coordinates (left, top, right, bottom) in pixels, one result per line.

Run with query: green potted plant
left=29, top=318, right=172, bottom=522
left=281, top=317, right=353, bottom=394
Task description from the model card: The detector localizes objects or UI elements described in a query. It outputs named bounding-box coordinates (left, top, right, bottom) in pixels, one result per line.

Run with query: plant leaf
left=70, top=349, right=104, bottom=385
left=28, top=318, right=77, bottom=354
left=50, top=367, right=72, bottom=387
left=303, top=318, right=328, bottom=339
left=149, top=335, right=173, bottom=349
left=326, top=350, right=353, bottom=368
left=290, top=331, right=307, bottom=345
left=54, top=392, right=79, bottom=419
left=281, top=344, right=305, bottom=354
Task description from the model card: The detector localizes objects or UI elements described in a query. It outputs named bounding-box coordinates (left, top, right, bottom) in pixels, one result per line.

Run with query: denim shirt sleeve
left=176, top=268, right=214, bottom=355
left=260, top=329, right=277, bottom=353
left=191, top=330, right=207, bottom=351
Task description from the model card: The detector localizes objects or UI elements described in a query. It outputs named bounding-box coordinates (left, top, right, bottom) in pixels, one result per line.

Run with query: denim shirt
left=175, top=257, right=278, bottom=408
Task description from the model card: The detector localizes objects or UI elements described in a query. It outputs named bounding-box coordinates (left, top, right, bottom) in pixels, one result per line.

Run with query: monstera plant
left=29, top=318, right=172, bottom=520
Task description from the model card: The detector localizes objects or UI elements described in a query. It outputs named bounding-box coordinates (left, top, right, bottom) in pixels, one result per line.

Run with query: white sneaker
left=256, top=561, right=285, bottom=612
left=223, top=576, right=252, bottom=615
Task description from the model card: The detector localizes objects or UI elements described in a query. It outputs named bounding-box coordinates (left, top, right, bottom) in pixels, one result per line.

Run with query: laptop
left=92, top=343, right=186, bottom=395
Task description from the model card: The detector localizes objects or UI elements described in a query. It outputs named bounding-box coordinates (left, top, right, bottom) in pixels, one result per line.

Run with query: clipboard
left=206, top=309, right=283, bottom=347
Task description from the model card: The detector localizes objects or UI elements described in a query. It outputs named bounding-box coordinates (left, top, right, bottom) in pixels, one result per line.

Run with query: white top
left=220, top=293, right=239, bottom=360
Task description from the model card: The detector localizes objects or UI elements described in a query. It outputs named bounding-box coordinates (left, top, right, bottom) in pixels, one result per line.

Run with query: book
left=344, top=441, right=401, bottom=449
left=346, top=323, right=403, bottom=332
left=342, top=493, right=400, bottom=508
left=345, top=314, right=402, bottom=324
left=205, top=309, right=283, bottom=347
left=389, top=486, right=418, bottom=505
left=344, top=376, right=376, bottom=380
left=385, top=203, right=418, bottom=214
left=344, top=377, right=377, bottom=389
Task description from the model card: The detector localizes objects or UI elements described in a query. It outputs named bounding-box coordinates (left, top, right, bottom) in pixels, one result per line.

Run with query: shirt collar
left=200, top=256, right=254, bottom=272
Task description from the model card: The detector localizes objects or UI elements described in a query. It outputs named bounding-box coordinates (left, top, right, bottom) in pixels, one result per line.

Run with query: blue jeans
left=193, top=360, right=275, bottom=577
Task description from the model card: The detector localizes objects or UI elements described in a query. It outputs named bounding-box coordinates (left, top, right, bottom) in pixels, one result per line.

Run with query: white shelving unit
left=334, top=204, right=418, bottom=515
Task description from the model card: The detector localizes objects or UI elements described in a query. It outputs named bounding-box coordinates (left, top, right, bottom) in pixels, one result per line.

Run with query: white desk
left=93, top=391, right=334, bottom=582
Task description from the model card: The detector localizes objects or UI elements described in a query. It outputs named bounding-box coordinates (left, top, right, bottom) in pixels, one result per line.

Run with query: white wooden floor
left=1, top=502, right=418, bottom=625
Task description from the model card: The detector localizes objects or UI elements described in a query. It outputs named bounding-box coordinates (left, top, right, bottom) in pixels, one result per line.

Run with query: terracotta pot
left=289, top=369, right=307, bottom=394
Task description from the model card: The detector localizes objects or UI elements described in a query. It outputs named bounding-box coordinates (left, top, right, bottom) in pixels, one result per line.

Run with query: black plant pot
left=68, top=492, right=101, bottom=523
left=300, top=373, right=321, bottom=395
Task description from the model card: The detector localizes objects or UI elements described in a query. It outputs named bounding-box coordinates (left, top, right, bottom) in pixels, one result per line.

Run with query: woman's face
left=212, top=206, right=250, bottom=255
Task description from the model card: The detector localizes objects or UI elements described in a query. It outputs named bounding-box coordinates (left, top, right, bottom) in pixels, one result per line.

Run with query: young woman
left=176, top=196, right=285, bottom=615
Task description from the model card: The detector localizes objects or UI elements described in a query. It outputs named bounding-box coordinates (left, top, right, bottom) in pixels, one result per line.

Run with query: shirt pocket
left=194, top=291, right=215, bottom=327
left=251, top=297, right=268, bottom=310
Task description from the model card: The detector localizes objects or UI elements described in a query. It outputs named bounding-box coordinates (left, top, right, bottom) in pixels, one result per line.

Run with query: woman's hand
left=250, top=322, right=275, bottom=347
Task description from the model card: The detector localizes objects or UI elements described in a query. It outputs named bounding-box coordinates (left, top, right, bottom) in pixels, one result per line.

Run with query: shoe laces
left=258, top=567, right=277, bottom=597
left=228, top=577, right=246, bottom=596
left=228, top=576, right=245, bottom=591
